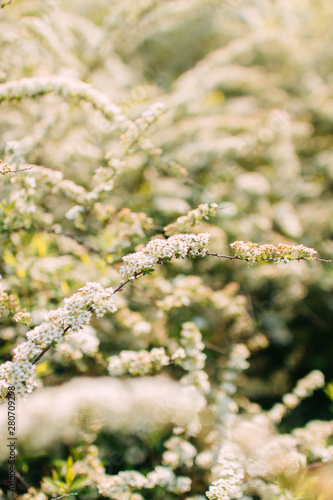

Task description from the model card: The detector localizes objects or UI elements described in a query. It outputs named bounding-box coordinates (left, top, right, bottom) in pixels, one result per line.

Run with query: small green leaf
left=42, top=478, right=64, bottom=495
left=70, top=476, right=90, bottom=491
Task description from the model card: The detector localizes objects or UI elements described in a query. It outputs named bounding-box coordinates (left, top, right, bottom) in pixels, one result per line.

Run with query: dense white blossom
left=162, top=436, right=197, bottom=469
left=164, top=203, right=218, bottom=236
left=108, top=347, right=170, bottom=376
left=119, top=233, right=210, bottom=280
left=206, top=444, right=245, bottom=500
left=0, top=0, right=332, bottom=497
left=0, top=282, right=117, bottom=398
left=230, top=241, right=317, bottom=264
left=0, top=77, right=128, bottom=124
left=267, top=370, right=325, bottom=424
left=0, top=376, right=206, bottom=459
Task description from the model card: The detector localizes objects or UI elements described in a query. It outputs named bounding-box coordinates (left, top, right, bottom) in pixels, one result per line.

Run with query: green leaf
left=42, top=478, right=64, bottom=495
left=70, top=476, right=90, bottom=491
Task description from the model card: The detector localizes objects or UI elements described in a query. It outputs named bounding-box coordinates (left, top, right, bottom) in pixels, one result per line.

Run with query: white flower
left=119, top=233, right=210, bottom=280
left=230, top=241, right=317, bottom=263
left=1, top=282, right=117, bottom=398
left=108, top=347, right=170, bottom=376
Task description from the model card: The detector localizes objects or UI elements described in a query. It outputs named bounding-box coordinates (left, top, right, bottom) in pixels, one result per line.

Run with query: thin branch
left=3, top=225, right=102, bottom=257
left=29, top=261, right=166, bottom=365
left=203, top=341, right=227, bottom=355
left=32, top=326, right=71, bottom=364
left=205, top=251, right=239, bottom=260
left=113, top=280, right=131, bottom=293
left=14, top=167, right=33, bottom=172
left=15, top=471, right=30, bottom=491
left=32, top=345, right=51, bottom=365
left=0, top=77, right=126, bottom=123
left=30, top=274, right=145, bottom=365
left=37, top=227, right=101, bottom=255
left=205, top=251, right=332, bottom=263
left=3, top=225, right=142, bottom=265
left=0, top=166, right=33, bottom=175
left=27, top=248, right=331, bottom=367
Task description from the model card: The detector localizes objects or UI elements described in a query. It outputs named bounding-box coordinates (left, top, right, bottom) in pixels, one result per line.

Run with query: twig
left=37, top=227, right=101, bottom=255
left=27, top=249, right=331, bottom=367
left=203, top=341, right=227, bottom=355
left=15, top=471, right=30, bottom=491
left=205, top=251, right=332, bottom=263
left=0, top=166, right=33, bottom=175
left=3, top=226, right=102, bottom=257
left=205, top=251, right=239, bottom=260
left=32, top=326, right=71, bottom=364
left=12, top=167, right=33, bottom=173
left=29, top=260, right=166, bottom=365
left=32, top=345, right=52, bottom=365
left=30, top=275, right=143, bottom=365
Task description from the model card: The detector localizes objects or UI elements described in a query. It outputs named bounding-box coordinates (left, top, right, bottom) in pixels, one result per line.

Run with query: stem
left=4, top=225, right=102, bottom=257
left=37, top=227, right=101, bottom=255
left=26, top=250, right=331, bottom=367
left=15, top=471, right=30, bottom=491
left=32, top=345, right=51, bottom=365
left=32, top=326, right=71, bottom=364
left=205, top=251, right=332, bottom=263
left=205, top=251, right=239, bottom=260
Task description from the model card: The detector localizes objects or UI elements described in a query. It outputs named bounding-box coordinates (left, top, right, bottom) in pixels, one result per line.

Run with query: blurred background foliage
left=0, top=0, right=333, bottom=497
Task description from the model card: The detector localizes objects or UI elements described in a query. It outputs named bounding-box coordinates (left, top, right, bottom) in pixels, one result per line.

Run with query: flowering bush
left=0, top=0, right=333, bottom=499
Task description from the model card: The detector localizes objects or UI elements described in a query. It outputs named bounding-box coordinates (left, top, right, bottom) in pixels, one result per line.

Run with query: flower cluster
left=12, top=310, right=32, bottom=325
left=206, top=444, right=245, bottom=500
left=121, top=102, right=165, bottom=152
left=27, top=282, right=116, bottom=345
left=145, top=466, right=191, bottom=495
left=164, top=203, right=218, bottom=236
left=268, top=370, right=325, bottom=424
left=230, top=241, right=317, bottom=264
left=0, top=283, right=31, bottom=325
left=0, top=159, right=12, bottom=175
left=11, top=165, right=91, bottom=208
left=0, top=77, right=128, bottom=125
left=62, top=445, right=192, bottom=500
left=0, top=282, right=117, bottom=398
left=108, top=347, right=169, bottom=376
left=172, top=322, right=206, bottom=371
left=244, top=427, right=306, bottom=478
left=154, top=277, right=255, bottom=340
left=162, top=436, right=197, bottom=469
left=220, top=344, right=250, bottom=396
left=0, top=286, right=19, bottom=316
left=55, top=325, right=100, bottom=360
left=292, top=420, right=333, bottom=463
left=104, top=208, right=154, bottom=257
left=96, top=465, right=191, bottom=499
left=172, top=322, right=210, bottom=394
left=119, top=233, right=210, bottom=280
left=0, top=377, right=205, bottom=461
left=1, top=0, right=333, bottom=497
